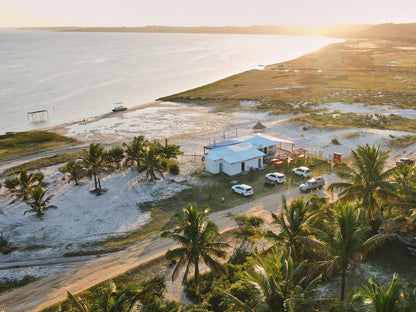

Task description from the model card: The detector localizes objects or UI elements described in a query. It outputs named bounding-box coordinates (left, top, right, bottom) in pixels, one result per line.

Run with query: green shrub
left=169, top=163, right=180, bottom=175
left=331, top=138, right=341, bottom=145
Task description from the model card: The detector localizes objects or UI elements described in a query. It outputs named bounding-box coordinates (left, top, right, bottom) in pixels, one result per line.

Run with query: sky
left=1, top=0, right=416, bottom=28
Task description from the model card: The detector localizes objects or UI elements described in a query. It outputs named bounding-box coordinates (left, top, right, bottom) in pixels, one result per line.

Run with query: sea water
left=0, top=29, right=342, bottom=133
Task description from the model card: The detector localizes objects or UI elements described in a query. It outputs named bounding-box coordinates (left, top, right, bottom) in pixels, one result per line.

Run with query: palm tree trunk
left=340, top=268, right=346, bottom=301
left=195, top=260, right=200, bottom=301
left=93, top=173, right=98, bottom=191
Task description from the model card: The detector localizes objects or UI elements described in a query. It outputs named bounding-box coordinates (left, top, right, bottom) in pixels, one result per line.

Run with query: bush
left=169, top=163, right=180, bottom=175
left=331, top=138, right=341, bottom=145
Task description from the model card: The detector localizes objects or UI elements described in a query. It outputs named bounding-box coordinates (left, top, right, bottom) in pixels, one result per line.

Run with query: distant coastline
left=20, top=24, right=371, bottom=38
left=20, top=22, right=416, bottom=42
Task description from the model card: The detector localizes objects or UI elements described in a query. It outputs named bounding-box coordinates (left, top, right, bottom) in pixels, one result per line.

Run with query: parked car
left=299, top=176, right=325, bottom=192
left=292, top=166, right=312, bottom=178
left=396, top=158, right=415, bottom=166
left=265, top=172, right=286, bottom=184
left=231, top=184, right=254, bottom=197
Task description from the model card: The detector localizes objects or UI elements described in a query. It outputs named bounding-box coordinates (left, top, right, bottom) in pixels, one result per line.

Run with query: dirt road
left=0, top=174, right=337, bottom=312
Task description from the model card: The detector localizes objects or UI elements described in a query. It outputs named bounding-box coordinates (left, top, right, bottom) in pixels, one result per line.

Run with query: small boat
left=112, top=105, right=127, bottom=112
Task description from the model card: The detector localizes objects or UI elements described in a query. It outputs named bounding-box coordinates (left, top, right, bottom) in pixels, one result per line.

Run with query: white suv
left=292, top=166, right=312, bottom=178
left=265, top=172, right=286, bottom=184
left=231, top=184, right=254, bottom=197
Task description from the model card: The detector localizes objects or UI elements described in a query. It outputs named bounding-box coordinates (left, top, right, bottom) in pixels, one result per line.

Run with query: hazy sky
left=1, top=0, right=416, bottom=28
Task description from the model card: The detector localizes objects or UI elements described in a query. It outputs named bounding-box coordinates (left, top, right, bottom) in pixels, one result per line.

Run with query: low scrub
left=0, top=131, right=78, bottom=161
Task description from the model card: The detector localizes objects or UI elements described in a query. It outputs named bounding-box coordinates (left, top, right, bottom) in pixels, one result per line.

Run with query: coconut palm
left=24, top=185, right=56, bottom=218
left=67, top=280, right=154, bottom=312
left=140, top=145, right=165, bottom=181
left=265, top=196, right=323, bottom=262
left=352, top=273, right=415, bottom=312
left=161, top=203, right=230, bottom=298
left=4, top=169, right=45, bottom=201
left=328, top=144, right=398, bottom=221
left=325, top=204, right=370, bottom=301
left=159, top=138, right=183, bottom=162
left=123, top=136, right=148, bottom=169
left=394, top=164, right=416, bottom=205
left=59, top=158, right=85, bottom=185
left=82, top=143, right=106, bottom=193
left=225, top=249, right=321, bottom=312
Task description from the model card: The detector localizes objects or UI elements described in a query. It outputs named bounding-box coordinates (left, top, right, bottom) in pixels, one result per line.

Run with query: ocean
left=0, top=29, right=342, bottom=133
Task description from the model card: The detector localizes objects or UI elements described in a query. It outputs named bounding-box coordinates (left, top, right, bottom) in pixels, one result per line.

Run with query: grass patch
left=1, top=150, right=81, bottom=178
left=388, top=135, right=416, bottom=148
left=0, top=276, right=38, bottom=294
left=0, top=131, right=78, bottom=161
left=290, top=112, right=416, bottom=133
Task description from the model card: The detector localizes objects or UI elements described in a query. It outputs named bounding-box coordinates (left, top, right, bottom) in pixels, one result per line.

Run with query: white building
left=205, top=142, right=265, bottom=175
left=204, top=134, right=294, bottom=176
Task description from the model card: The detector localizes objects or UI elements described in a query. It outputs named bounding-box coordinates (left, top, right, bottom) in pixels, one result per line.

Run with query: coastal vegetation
left=2, top=136, right=183, bottom=222
left=39, top=144, right=415, bottom=311
left=290, top=113, right=416, bottom=132
left=161, top=204, right=230, bottom=298
left=160, top=40, right=416, bottom=133
left=3, top=169, right=55, bottom=219
left=0, top=131, right=78, bottom=161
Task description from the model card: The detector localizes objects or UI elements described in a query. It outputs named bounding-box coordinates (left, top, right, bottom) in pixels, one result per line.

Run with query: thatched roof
left=252, top=120, right=266, bottom=130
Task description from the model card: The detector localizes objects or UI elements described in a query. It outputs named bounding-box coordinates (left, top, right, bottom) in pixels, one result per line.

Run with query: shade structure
left=252, top=120, right=266, bottom=130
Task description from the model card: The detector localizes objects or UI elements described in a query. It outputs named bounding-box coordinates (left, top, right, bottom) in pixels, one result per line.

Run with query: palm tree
left=59, top=158, right=85, bottom=185
left=225, top=249, right=321, bottom=312
left=325, top=204, right=370, bottom=301
left=161, top=203, right=230, bottom=298
left=394, top=164, right=416, bottom=205
left=328, top=144, right=398, bottom=221
left=123, top=136, right=147, bottom=169
left=352, top=273, right=415, bottom=312
left=266, top=196, right=323, bottom=262
left=24, top=185, right=56, bottom=218
left=82, top=143, right=105, bottom=193
left=140, top=145, right=165, bottom=181
left=4, top=169, right=45, bottom=201
left=159, top=138, right=183, bottom=162
left=67, top=277, right=162, bottom=312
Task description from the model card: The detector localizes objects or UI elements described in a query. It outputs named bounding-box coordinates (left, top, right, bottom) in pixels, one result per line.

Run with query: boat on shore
left=112, top=104, right=127, bottom=112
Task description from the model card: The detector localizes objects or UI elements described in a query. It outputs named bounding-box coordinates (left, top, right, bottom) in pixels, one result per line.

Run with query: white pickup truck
left=299, top=176, right=325, bottom=192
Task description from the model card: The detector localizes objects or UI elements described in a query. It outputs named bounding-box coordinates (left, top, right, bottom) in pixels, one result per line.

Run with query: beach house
left=204, top=134, right=294, bottom=176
